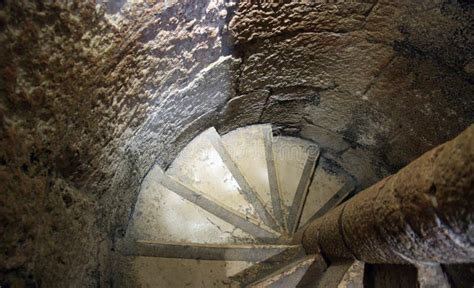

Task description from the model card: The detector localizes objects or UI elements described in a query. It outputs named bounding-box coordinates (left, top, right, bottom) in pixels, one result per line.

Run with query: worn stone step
left=298, top=162, right=356, bottom=230
left=221, top=124, right=285, bottom=233
left=263, top=124, right=286, bottom=231
left=119, top=256, right=247, bottom=288
left=158, top=168, right=281, bottom=240
left=167, top=127, right=263, bottom=225
left=291, top=171, right=356, bottom=243
left=287, top=142, right=320, bottom=234
left=230, top=245, right=306, bottom=286
left=125, top=165, right=258, bottom=245
left=298, top=260, right=354, bottom=288
left=120, top=241, right=300, bottom=262
left=273, top=137, right=319, bottom=234
left=416, top=264, right=450, bottom=288
left=206, top=127, right=280, bottom=231
left=337, top=261, right=365, bottom=288
left=248, top=255, right=317, bottom=288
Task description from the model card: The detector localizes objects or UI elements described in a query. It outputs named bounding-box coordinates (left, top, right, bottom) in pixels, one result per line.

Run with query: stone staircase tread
left=158, top=169, right=281, bottom=240
left=298, top=158, right=355, bottom=231
left=248, top=255, right=317, bottom=288
left=273, top=136, right=316, bottom=233
left=230, top=244, right=306, bottom=286
left=120, top=240, right=300, bottom=261
left=297, top=175, right=356, bottom=234
left=206, top=127, right=280, bottom=231
left=337, top=261, right=365, bottom=288
left=287, top=145, right=320, bottom=234
left=125, top=165, right=258, bottom=245
left=222, top=125, right=275, bottom=222
left=263, top=124, right=286, bottom=231
left=167, top=128, right=262, bottom=223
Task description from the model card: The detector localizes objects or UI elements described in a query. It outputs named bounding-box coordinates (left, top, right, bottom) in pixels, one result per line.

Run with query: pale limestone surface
left=273, top=137, right=312, bottom=218
left=222, top=125, right=273, bottom=215
left=131, top=256, right=249, bottom=288
left=124, top=125, right=356, bottom=286
left=300, top=161, right=346, bottom=229
left=126, top=166, right=256, bottom=245
left=168, top=128, right=260, bottom=222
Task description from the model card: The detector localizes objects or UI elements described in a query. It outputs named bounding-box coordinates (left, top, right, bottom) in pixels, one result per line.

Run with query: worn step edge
left=287, top=146, right=320, bottom=235
left=263, top=124, right=286, bottom=232
left=206, top=127, right=280, bottom=231
left=248, top=255, right=317, bottom=288
left=119, top=240, right=299, bottom=261
left=156, top=169, right=281, bottom=240
left=230, top=245, right=306, bottom=286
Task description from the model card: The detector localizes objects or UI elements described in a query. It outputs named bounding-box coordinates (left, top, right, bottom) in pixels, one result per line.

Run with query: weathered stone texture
left=1, top=0, right=473, bottom=286
left=217, top=89, right=269, bottom=134
left=228, top=2, right=376, bottom=45
left=1, top=0, right=229, bottom=286
left=302, top=125, right=474, bottom=264
left=230, top=0, right=473, bottom=172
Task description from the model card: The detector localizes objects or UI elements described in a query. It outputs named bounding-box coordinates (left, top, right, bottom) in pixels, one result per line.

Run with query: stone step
left=230, top=245, right=306, bottom=286
left=298, top=163, right=356, bottom=232
left=272, top=136, right=321, bottom=234
left=126, top=165, right=258, bottom=245
left=291, top=174, right=356, bottom=244
left=300, top=260, right=354, bottom=288
left=221, top=124, right=284, bottom=233
left=121, top=256, right=247, bottom=288
left=120, top=241, right=300, bottom=262
left=206, top=127, right=280, bottom=231
left=295, top=254, right=328, bottom=288
left=263, top=125, right=286, bottom=231
left=157, top=169, right=281, bottom=241
left=416, top=264, right=450, bottom=288
left=167, top=127, right=263, bottom=225
left=287, top=144, right=320, bottom=234
left=248, top=255, right=317, bottom=288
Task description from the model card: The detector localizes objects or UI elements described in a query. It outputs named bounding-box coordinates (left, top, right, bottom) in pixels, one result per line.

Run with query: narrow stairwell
left=115, top=123, right=468, bottom=287
left=118, top=124, right=359, bottom=287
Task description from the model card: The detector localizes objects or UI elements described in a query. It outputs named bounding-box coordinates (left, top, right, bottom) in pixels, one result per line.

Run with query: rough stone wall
left=0, top=0, right=228, bottom=286
left=0, top=2, right=120, bottom=286
left=228, top=0, right=473, bottom=171
left=0, top=0, right=473, bottom=286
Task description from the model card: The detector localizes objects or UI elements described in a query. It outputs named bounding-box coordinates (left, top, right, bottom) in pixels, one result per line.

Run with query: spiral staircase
left=118, top=124, right=373, bottom=287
